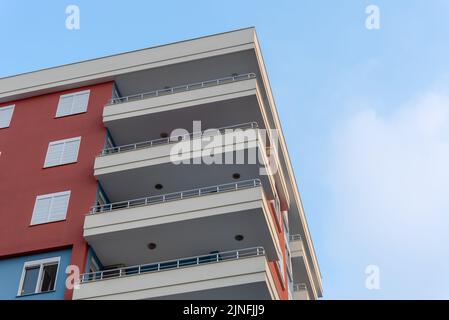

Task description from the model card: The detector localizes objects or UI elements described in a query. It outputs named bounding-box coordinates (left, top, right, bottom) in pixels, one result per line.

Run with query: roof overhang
left=0, top=28, right=255, bottom=103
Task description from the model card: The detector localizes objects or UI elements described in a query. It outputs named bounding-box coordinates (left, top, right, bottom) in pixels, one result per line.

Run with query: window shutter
left=61, top=139, right=81, bottom=164
left=44, top=142, right=64, bottom=167
left=31, top=192, right=70, bottom=225
left=31, top=197, right=52, bottom=225
left=49, top=193, right=70, bottom=221
left=0, top=105, right=15, bottom=128
left=56, top=96, right=73, bottom=117
left=56, top=90, right=90, bottom=117
left=72, top=92, right=89, bottom=114
left=44, top=137, right=81, bottom=168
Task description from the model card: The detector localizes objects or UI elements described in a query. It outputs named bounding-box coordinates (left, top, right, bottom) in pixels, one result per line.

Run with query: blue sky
left=1, top=0, right=449, bottom=299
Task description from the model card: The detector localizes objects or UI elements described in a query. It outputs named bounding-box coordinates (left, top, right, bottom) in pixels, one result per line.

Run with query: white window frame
left=0, top=105, right=15, bottom=128
left=44, top=136, right=81, bottom=168
left=55, top=90, right=90, bottom=118
left=30, top=190, right=71, bottom=225
left=17, top=257, right=61, bottom=296
left=96, top=189, right=108, bottom=208
left=89, top=257, right=99, bottom=273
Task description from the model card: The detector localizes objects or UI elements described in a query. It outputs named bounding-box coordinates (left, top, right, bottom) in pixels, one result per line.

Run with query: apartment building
left=0, top=28, right=322, bottom=300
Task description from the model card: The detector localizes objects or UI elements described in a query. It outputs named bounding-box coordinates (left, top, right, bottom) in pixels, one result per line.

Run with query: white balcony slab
left=84, top=186, right=281, bottom=266
left=104, top=77, right=258, bottom=124
left=73, top=254, right=278, bottom=300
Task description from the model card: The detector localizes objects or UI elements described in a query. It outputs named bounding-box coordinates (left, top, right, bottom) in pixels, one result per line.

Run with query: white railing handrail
left=91, top=179, right=261, bottom=214
left=108, top=73, right=256, bottom=105
left=293, top=283, right=307, bottom=291
left=79, top=247, right=265, bottom=283
left=289, top=234, right=302, bottom=241
left=100, top=122, right=259, bottom=156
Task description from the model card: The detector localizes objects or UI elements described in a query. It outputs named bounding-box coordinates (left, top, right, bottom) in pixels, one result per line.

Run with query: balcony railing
left=108, top=73, right=257, bottom=105
left=289, top=234, right=302, bottom=242
left=79, top=247, right=265, bottom=283
left=293, top=283, right=307, bottom=292
left=100, top=122, right=259, bottom=156
left=91, top=179, right=262, bottom=214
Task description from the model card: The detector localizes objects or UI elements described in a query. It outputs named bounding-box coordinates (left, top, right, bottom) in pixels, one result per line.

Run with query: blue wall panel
left=0, top=248, right=72, bottom=300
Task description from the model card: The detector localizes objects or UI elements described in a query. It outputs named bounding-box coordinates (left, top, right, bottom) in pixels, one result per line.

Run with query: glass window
left=40, top=264, right=58, bottom=292
left=21, top=266, right=40, bottom=295
left=19, top=258, right=60, bottom=296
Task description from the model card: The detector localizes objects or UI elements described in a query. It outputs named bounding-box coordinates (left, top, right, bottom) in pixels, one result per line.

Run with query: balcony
left=100, top=122, right=258, bottom=156
left=103, top=73, right=266, bottom=146
left=94, top=122, right=289, bottom=208
left=83, top=180, right=281, bottom=267
left=108, top=73, right=256, bottom=105
left=94, top=122, right=289, bottom=204
left=73, top=247, right=279, bottom=300
left=289, top=235, right=317, bottom=299
left=293, top=283, right=310, bottom=300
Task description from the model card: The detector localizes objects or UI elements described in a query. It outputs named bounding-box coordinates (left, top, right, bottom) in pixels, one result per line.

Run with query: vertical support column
left=64, top=240, right=89, bottom=300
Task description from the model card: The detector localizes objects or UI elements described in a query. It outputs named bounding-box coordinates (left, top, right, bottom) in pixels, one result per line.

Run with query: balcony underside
left=73, top=254, right=278, bottom=300
left=113, top=50, right=260, bottom=104
left=96, top=148, right=267, bottom=201
left=84, top=187, right=280, bottom=266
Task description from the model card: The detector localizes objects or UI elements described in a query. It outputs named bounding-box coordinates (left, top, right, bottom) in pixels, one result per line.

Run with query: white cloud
left=325, top=82, right=449, bottom=299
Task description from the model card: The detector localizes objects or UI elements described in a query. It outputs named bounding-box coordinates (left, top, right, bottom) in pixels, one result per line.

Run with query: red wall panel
left=0, top=82, right=113, bottom=298
left=267, top=200, right=289, bottom=300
